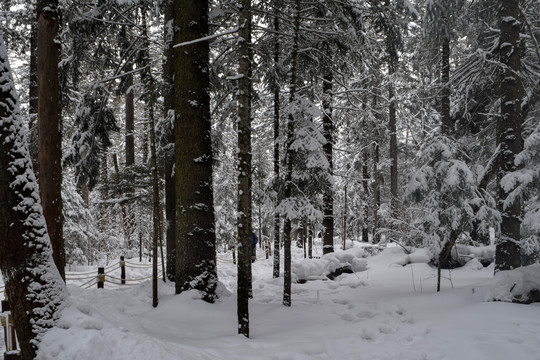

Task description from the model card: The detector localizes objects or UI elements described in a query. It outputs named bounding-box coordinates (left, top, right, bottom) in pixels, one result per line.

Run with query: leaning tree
left=0, top=30, right=67, bottom=359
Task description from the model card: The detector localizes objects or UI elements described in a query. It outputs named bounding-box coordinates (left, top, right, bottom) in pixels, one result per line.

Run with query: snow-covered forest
left=0, top=0, right=539, bottom=359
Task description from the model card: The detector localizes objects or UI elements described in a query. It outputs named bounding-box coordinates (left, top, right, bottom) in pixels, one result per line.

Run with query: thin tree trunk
left=174, top=0, right=218, bottom=302
left=372, top=142, right=380, bottom=244
left=29, top=19, right=39, bottom=174
left=237, top=0, right=252, bottom=338
left=99, top=151, right=108, bottom=232
left=495, top=0, right=523, bottom=272
left=37, top=0, right=64, bottom=280
left=389, top=61, right=398, bottom=218
left=437, top=230, right=458, bottom=292
left=322, top=71, right=334, bottom=254
left=272, top=5, right=281, bottom=279
left=308, top=230, right=313, bottom=259
left=151, top=105, right=159, bottom=307
left=163, top=0, right=176, bottom=282
left=124, top=29, right=135, bottom=168
left=440, top=37, right=451, bottom=135
left=125, top=71, right=134, bottom=166
left=0, top=38, right=67, bottom=359
left=362, top=151, right=370, bottom=242
left=141, top=8, right=160, bottom=308
left=283, top=0, right=301, bottom=308
left=343, top=181, right=347, bottom=250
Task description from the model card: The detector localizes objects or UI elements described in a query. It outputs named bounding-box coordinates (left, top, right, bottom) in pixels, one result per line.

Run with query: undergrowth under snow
left=1, top=241, right=540, bottom=360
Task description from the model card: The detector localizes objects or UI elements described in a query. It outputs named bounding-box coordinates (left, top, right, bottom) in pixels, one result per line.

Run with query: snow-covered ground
left=2, top=241, right=540, bottom=360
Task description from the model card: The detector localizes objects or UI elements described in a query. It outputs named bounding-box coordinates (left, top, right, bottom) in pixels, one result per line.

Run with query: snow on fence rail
left=62, top=252, right=237, bottom=289
left=65, top=256, right=163, bottom=289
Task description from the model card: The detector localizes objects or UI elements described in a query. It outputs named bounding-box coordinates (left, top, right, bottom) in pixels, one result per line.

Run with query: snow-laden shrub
left=293, top=247, right=368, bottom=282
left=516, top=123, right=540, bottom=265
left=404, top=134, right=498, bottom=265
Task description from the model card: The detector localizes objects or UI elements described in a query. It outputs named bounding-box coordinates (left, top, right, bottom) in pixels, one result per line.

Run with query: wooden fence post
left=1, top=298, right=21, bottom=360
left=120, top=256, right=126, bottom=285
left=4, top=351, right=22, bottom=360
left=97, top=267, right=105, bottom=289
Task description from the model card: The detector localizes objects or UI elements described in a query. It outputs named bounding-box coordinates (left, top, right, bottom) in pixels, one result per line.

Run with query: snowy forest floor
left=1, top=241, right=540, bottom=360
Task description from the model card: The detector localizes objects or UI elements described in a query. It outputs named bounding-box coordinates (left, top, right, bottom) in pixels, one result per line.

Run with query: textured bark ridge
left=37, top=0, right=64, bottom=280
left=174, top=0, right=218, bottom=302
left=0, top=31, right=67, bottom=359
left=495, top=0, right=523, bottom=272
left=237, top=0, right=253, bottom=338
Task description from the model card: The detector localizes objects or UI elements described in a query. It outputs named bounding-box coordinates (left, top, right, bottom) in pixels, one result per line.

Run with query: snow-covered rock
left=486, top=264, right=540, bottom=304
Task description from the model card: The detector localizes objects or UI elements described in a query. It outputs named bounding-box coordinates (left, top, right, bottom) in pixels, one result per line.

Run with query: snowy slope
left=1, top=242, right=540, bottom=360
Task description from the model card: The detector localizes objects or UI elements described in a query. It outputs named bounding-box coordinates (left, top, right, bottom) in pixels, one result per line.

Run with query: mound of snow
left=486, top=264, right=540, bottom=304
left=463, top=258, right=485, bottom=270
left=456, top=244, right=495, bottom=262
left=392, top=248, right=433, bottom=266
left=293, top=247, right=367, bottom=282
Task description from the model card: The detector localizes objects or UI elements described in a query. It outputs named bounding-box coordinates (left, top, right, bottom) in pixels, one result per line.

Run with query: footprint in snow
left=359, top=328, right=376, bottom=341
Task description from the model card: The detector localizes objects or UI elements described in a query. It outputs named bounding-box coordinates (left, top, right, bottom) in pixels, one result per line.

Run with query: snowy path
left=2, top=244, right=540, bottom=359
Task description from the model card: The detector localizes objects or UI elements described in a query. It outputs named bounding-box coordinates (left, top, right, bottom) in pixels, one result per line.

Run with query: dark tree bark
left=322, top=71, right=334, bottom=254
left=362, top=151, right=370, bottom=242
left=141, top=7, right=160, bottom=308
left=436, top=35, right=453, bottom=290
left=29, top=18, right=39, bottom=174
left=495, top=0, right=523, bottom=272
left=440, top=37, right=451, bottom=135
left=272, top=4, right=281, bottom=279
left=125, top=73, right=135, bottom=166
left=283, top=0, right=301, bottom=307
left=37, top=0, right=64, bottom=280
left=174, top=0, right=218, bottom=302
left=342, top=176, right=348, bottom=250
left=0, top=36, right=67, bottom=359
left=372, top=141, right=380, bottom=244
left=388, top=63, right=398, bottom=218
left=163, top=0, right=176, bottom=282
left=122, top=23, right=135, bottom=168
left=237, top=0, right=253, bottom=338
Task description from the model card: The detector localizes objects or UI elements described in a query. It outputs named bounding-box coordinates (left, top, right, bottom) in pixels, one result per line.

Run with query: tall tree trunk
left=322, top=71, right=334, bottom=254
left=37, top=0, right=64, bottom=280
left=343, top=179, right=348, bottom=250
left=437, top=35, right=455, bottom=289
left=0, top=37, right=67, bottom=359
left=163, top=0, right=176, bottom=282
left=308, top=230, right=312, bottom=258
left=237, top=0, right=252, bottom=338
left=141, top=8, right=160, bottom=308
left=372, top=141, right=380, bottom=244
left=29, top=19, right=39, bottom=174
left=99, top=151, right=108, bottom=233
left=283, top=0, right=301, bottom=307
left=388, top=61, right=398, bottom=219
left=151, top=101, right=160, bottom=307
left=495, top=0, right=523, bottom=272
left=174, top=0, right=218, bottom=302
left=440, top=37, right=451, bottom=135
left=124, top=29, right=135, bottom=168
left=272, top=5, right=281, bottom=279
left=362, top=151, right=370, bottom=242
